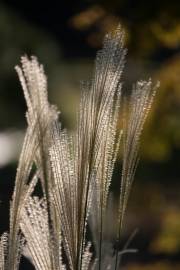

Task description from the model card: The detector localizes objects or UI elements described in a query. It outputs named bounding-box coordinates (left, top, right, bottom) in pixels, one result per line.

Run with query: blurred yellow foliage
left=141, top=56, right=180, bottom=161
left=151, top=16, right=180, bottom=48
left=69, top=5, right=106, bottom=30
left=150, top=207, right=180, bottom=254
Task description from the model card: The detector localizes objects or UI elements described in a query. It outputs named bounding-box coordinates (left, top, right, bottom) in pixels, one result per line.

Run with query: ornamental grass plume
left=0, top=25, right=159, bottom=270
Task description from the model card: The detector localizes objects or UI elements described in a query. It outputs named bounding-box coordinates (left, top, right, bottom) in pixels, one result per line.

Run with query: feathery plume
left=0, top=25, right=158, bottom=270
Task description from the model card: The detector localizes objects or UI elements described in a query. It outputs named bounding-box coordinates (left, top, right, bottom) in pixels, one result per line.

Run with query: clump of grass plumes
left=0, top=25, right=159, bottom=270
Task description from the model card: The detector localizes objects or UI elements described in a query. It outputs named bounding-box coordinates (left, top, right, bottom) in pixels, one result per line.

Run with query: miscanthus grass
left=0, top=26, right=159, bottom=270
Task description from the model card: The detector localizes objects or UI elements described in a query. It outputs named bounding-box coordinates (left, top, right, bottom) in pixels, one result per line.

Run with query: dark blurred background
left=0, top=1, right=180, bottom=269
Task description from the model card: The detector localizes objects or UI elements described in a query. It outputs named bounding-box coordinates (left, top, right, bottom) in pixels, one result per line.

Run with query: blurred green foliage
left=0, top=3, right=61, bottom=129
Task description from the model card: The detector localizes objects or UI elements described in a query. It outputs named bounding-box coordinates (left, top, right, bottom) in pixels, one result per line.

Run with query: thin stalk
left=98, top=205, right=103, bottom=270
